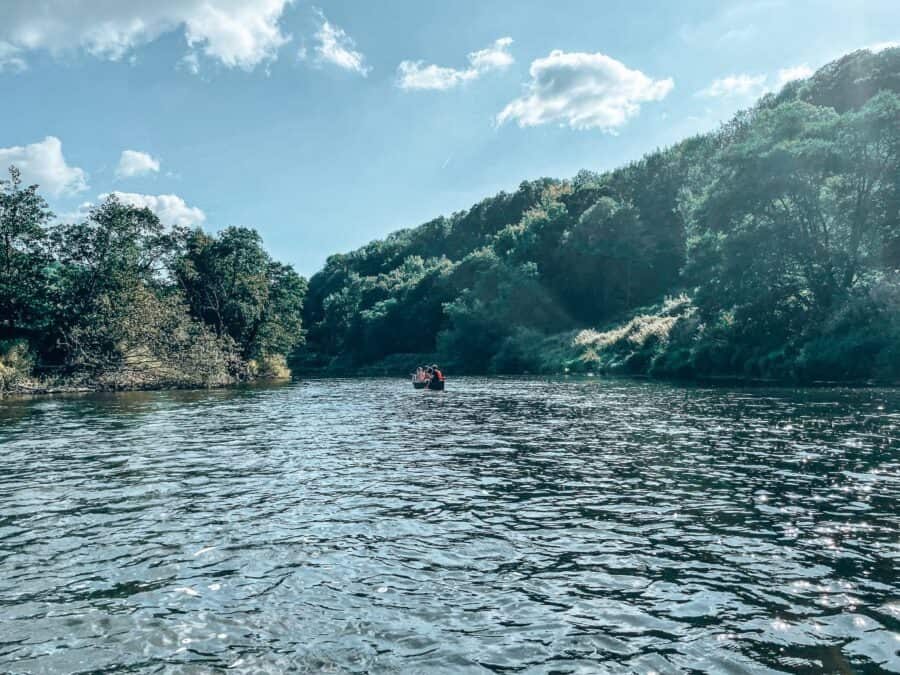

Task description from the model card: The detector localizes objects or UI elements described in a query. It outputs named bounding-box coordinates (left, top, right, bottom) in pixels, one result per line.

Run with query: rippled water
left=1, top=377, right=898, bottom=673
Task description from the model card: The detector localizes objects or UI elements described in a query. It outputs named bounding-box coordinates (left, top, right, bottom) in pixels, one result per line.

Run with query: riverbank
left=7, top=353, right=895, bottom=400
left=0, top=340, right=298, bottom=399
left=295, top=295, right=900, bottom=387
left=1, top=367, right=293, bottom=398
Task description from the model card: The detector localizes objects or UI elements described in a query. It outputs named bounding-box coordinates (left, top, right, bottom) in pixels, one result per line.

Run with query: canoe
left=412, top=381, right=427, bottom=389
left=427, top=379, right=445, bottom=391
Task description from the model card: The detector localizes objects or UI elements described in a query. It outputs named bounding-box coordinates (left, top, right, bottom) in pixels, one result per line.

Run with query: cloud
left=0, top=136, right=87, bottom=197
left=868, top=41, right=899, bottom=53
left=55, top=201, right=94, bottom=224
left=397, top=63, right=471, bottom=91
left=0, top=41, right=27, bottom=73
left=397, top=37, right=513, bottom=91
left=312, top=10, right=369, bottom=75
left=776, top=64, right=813, bottom=86
left=468, top=37, right=514, bottom=72
left=496, top=50, right=673, bottom=131
left=102, top=191, right=206, bottom=227
left=116, top=150, right=161, bottom=178
left=180, top=51, right=201, bottom=74
left=698, top=73, right=767, bottom=98
left=698, top=64, right=813, bottom=100
left=0, top=1, right=291, bottom=71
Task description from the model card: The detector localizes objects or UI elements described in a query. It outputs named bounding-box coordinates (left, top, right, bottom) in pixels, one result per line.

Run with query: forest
left=301, top=47, right=900, bottom=384
left=2, top=47, right=898, bottom=392
left=0, top=180, right=306, bottom=392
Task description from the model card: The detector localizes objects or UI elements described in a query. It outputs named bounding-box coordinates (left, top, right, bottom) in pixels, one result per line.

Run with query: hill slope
left=300, top=48, right=900, bottom=383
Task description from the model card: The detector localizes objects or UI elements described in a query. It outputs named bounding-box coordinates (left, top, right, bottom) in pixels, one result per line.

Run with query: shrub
left=63, top=287, right=242, bottom=389
left=649, top=347, right=695, bottom=378
left=252, top=354, right=292, bottom=380
left=490, top=328, right=544, bottom=373
left=0, top=341, right=34, bottom=392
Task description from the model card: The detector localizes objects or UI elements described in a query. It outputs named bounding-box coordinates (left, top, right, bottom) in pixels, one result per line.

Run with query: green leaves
left=0, top=166, right=54, bottom=340
left=173, top=226, right=306, bottom=360
left=300, top=49, right=900, bottom=381
left=0, top=170, right=307, bottom=385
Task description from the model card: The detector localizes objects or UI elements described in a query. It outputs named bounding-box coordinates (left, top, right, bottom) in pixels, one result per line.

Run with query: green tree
left=174, top=226, right=306, bottom=359
left=49, top=195, right=177, bottom=362
left=0, top=167, right=53, bottom=341
left=52, top=196, right=172, bottom=311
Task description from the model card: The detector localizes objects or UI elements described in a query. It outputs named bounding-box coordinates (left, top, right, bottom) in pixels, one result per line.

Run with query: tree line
left=2, top=47, right=898, bottom=391
left=301, top=47, right=900, bottom=383
left=0, top=173, right=306, bottom=391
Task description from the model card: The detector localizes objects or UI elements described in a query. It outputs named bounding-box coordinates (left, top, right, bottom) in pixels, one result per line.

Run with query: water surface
left=1, top=377, right=898, bottom=673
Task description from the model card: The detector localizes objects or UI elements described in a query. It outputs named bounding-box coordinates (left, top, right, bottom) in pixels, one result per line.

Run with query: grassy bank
left=477, top=292, right=900, bottom=386
left=0, top=342, right=293, bottom=397
left=296, top=290, right=900, bottom=387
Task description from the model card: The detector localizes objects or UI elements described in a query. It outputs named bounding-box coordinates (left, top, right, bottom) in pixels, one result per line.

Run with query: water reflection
left=1, top=377, right=898, bottom=672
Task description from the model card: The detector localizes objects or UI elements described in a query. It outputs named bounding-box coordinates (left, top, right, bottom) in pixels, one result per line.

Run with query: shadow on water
left=0, top=376, right=898, bottom=672
left=0, top=380, right=294, bottom=429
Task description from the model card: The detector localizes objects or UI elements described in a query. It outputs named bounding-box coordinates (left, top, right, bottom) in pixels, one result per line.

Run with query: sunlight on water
left=0, top=377, right=898, bottom=672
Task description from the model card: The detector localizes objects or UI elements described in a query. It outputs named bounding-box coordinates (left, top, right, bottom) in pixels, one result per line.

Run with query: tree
left=52, top=196, right=172, bottom=313
left=174, top=226, right=306, bottom=359
left=63, top=282, right=240, bottom=386
left=0, top=166, right=53, bottom=340
left=688, top=94, right=899, bottom=322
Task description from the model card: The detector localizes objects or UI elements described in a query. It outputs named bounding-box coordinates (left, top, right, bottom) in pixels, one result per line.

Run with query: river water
left=1, top=377, right=898, bottom=673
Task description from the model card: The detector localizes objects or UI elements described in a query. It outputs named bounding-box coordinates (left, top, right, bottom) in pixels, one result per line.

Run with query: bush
left=796, top=332, right=886, bottom=382
left=63, top=287, right=242, bottom=389
left=490, top=328, right=544, bottom=373
left=649, top=347, right=695, bottom=378
left=251, top=354, right=292, bottom=380
left=0, top=341, right=34, bottom=392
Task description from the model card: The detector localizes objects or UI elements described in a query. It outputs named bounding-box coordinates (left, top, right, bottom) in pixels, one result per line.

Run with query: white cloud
left=699, top=64, right=814, bottom=100
left=468, top=37, right=514, bottom=72
left=180, top=51, right=201, bottom=74
left=102, top=191, right=206, bottom=227
left=777, top=64, right=813, bottom=86
left=0, top=1, right=291, bottom=71
left=55, top=201, right=94, bottom=224
left=698, top=73, right=767, bottom=98
left=397, top=62, right=472, bottom=91
left=0, top=136, right=87, bottom=197
left=868, top=41, right=899, bottom=53
left=116, top=150, right=161, bottom=178
left=397, top=37, right=513, bottom=91
left=0, top=41, right=27, bottom=73
left=496, top=50, right=673, bottom=131
left=312, top=11, right=369, bottom=75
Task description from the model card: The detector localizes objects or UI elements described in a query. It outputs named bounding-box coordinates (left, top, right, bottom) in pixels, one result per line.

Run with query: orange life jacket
left=435, top=369, right=444, bottom=380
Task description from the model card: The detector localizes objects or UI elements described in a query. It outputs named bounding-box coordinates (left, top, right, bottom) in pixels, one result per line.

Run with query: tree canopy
left=300, top=47, right=900, bottom=382
left=0, top=186, right=306, bottom=391
left=3, top=47, right=898, bottom=391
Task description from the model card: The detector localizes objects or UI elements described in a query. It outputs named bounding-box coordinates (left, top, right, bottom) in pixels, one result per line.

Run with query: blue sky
left=1, top=0, right=897, bottom=276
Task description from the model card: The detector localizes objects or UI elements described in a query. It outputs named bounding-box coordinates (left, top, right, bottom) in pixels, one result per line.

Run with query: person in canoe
left=427, top=364, right=445, bottom=391
left=412, top=366, right=428, bottom=389
left=411, top=364, right=445, bottom=390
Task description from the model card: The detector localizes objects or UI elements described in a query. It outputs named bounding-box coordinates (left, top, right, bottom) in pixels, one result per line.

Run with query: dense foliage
left=3, top=47, right=897, bottom=391
left=301, top=48, right=900, bottom=383
left=0, top=177, right=306, bottom=392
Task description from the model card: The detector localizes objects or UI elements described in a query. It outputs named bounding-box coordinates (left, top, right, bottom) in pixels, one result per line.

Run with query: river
left=1, top=377, right=898, bottom=673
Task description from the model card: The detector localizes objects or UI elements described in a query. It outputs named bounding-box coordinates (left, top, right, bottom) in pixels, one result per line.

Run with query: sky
left=0, top=0, right=897, bottom=276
